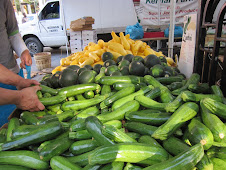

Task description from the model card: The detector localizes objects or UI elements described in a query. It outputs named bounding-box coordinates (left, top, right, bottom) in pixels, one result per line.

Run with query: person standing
left=22, top=12, right=28, bottom=24
left=0, top=0, right=44, bottom=126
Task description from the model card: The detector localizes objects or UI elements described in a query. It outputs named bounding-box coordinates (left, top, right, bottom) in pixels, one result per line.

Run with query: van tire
left=25, top=37, right=43, bottom=56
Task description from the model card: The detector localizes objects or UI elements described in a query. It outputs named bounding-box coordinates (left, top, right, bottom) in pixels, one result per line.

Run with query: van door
left=38, top=1, right=66, bottom=46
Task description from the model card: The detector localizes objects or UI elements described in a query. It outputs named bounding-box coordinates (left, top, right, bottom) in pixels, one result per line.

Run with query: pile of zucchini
left=0, top=74, right=226, bottom=170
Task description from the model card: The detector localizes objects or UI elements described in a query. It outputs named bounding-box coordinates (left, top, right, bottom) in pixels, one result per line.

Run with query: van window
left=39, top=1, right=59, bottom=20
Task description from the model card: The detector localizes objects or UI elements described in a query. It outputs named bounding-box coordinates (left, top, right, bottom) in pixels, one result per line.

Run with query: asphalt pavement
left=16, top=46, right=69, bottom=82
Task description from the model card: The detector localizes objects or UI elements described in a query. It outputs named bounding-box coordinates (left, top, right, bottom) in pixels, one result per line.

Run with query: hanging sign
left=136, top=0, right=198, bottom=25
left=178, top=13, right=197, bottom=78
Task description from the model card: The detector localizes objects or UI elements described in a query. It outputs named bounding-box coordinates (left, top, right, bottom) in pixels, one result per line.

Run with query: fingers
left=30, top=80, right=40, bottom=86
left=32, top=85, right=41, bottom=92
left=20, top=61, right=26, bottom=69
left=37, top=102, right=45, bottom=110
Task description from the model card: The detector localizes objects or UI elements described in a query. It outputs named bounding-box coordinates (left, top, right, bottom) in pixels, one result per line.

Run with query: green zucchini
left=0, top=121, right=63, bottom=151
left=135, top=95, right=167, bottom=111
left=11, top=124, right=38, bottom=139
left=188, top=83, right=210, bottom=94
left=47, top=104, right=61, bottom=113
left=100, top=85, right=135, bottom=109
left=112, top=82, right=140, bottom=91
left=50, top=156, right=81, bottom=170
left=70, top=118, right=86, bottom=132
left=187, top=118, right=214, bottom=150
left=211, top=158, right=226, bottom=170
left=85, top=116, right=115, bottom=146
left=112, top=85, right=153, bottom=110
left=95, top=67, right=106, bottom=83
left=83, top=164, right=102, bottom=170
left=76, top=106, right=100, bottom=118
left=125, top=109, right=171, bottom=126
left=69, top=130, right=92, bottom=140
left=88, top=143, right=169, bottom=165
left=156, top=75, right=184, bottom=85
left=167, top=82, right=183, bottom=91
left=69, top=139, right=99, bottom=155
left=43, top=92, right=51, bottom=98
left=104, top=120, right=122, bottom=129
left=124, top=163, right=142, bottom=170
left=67, top=96, right=76, bottom=101
left=139, top=135, right=163, bottom=148
left=30, top=111, right=46, bottom=117
left=200, top=100, right=226, bottom=142
left=0, top=150, right=49, bottom=169
left=61, top=151, right=75, bottom=157
left=20, top=112, right=39, bottom=125
left=202, top=97, right=226, bottom=119
left=0, top=165, right=31, bottom=170
left=40, top=94, right=67, bottom=106
left=0, top=128, right=6, bottom=143
left=67, top=150, right=94, bottom=167
left=143, top=144, right=204, bottom=170
left=38, top=110, right=74, bottom=125
left=6, top=117, right=20, bottom=141
left=97, top=100, right=140, bottom=122
left=181, top=91, right=222, bottom=102
left=126, top=132, right=141, bottom=140
left=152, top=102, right=199, bottom=140
left=172, top=73, right=200, bottom=95
left=207, top=147, right=226, bottom=160
left=124, top=121, right=158, bottom=136
left=76, top=94, right=86, bottom=100
left=101, top=85, right=111, bottom=95
left=36, top=90, right=42, bottom=99
left=144, top=87, right=161, bottom=99
left=84, top=90, right=95, bottom=99
left=164, top=93, right=184, bottom=113
left=144, top=75, right=174, bottom=103
left=102, top=124, right=137, bottom=143
left=211, top=85, right=224, bottom=98
left=162, top=136, right=213, bottom=170
left=40, top=84, right=58, bottom=95
left=62, top=95, right=107, bottom=111
left=39, top=132, right=73, bottom=161
left=100, top=161, right=124, bottom=170
left=58, top=83, right=101, bottom=97
left=99, top=76, right=141, bottom=85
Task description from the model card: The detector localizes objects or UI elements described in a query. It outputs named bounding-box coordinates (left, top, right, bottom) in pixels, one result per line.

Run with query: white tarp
left=136, top=0, right=198, bottom=25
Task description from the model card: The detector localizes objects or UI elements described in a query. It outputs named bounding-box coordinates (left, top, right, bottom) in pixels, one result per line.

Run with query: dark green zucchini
left=69, top=130, right=92, bottom=140
left=85, top=116, right=115, bottom=146
left=6, top=117, right=20, bottom=141
left=20, top=112, right=39, bottom=125
left=181, top=91, right=222, bottom=102
left=40, top=84, right=58, bottom=95
left=50, top=156, right=81, bottom=170
left=0, top=121, right=63, bottom=151
left=144, top=87, right=161, bottom=99
left=187, top=118, right=214, bottom=150
left=172, top=73, right=200, bottom=95
left=125, top=109, right=171, bottom=126
left=188, top=83, right=210, bottom=94
left=99, top=76, right=142, bottom=85
left=211, top=85, right=224, bottom=98
left=167, top=82, right=183, bottom=91
left=156, top=75, right=184, bottom=85
left=143, top=144, right=204, bottom=170
left=69, top=139, right=99, bottom=156
left=58, top=83, right=101, bottom=97
left=39, top=94, right=67, bottom=106
left=152, top=102, right=199, bottom=140
left=101, top=85, right=111, bottom=95
left=124, top=121, right=158, bottom=136
left=0, top=150, right=49, bottom=169
left=88, top=143, right=169, bottom=166
left=165, top=93, right=184, bottom=113
left=76, top=106, right=100, bottom=118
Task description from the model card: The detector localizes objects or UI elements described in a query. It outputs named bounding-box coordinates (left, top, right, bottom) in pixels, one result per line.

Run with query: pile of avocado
left=40, top=52, right=180, bottom=88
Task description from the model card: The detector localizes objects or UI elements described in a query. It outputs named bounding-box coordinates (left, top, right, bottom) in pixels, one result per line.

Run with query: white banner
left=136, top=0, right=198, bottom=25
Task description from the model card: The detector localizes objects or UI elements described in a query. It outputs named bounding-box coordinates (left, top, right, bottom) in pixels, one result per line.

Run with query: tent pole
left=168, top=0, right=176, bottom=58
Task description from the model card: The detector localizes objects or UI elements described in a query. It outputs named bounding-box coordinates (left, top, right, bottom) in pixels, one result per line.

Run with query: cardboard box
left=70, top=17, right=95, bottom=31
left=70, top=31, right=82, bottom=40
left=71, top=47, right=83, bottom=54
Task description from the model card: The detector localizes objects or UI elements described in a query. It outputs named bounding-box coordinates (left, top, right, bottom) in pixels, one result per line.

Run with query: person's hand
left=16, top=78, right=40, bottom=90
left=20, top=49, right=32, bottom=69
left=16, top=86, right=45, bottom=112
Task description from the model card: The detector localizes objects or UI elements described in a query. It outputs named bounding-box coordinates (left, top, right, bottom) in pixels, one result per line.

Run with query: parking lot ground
left=17, top=46, right=69, bottom=82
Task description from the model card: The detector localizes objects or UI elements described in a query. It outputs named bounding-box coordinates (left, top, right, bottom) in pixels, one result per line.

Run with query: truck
left=19, top=0, right=138, bottom=56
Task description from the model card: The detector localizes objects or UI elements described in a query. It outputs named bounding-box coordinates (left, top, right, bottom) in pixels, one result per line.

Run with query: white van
left=19, top=0, right=138, bottom=55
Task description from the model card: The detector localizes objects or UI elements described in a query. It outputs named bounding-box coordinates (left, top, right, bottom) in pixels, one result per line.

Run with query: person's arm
left=5, top=0, right=32, bottom=68
left=0, top=86, right=45, bottom=112
left=0, top=64, right=39, bottom=89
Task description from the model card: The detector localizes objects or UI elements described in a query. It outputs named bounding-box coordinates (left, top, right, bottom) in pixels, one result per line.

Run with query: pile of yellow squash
left=52, top=31, right=175, bottom=74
